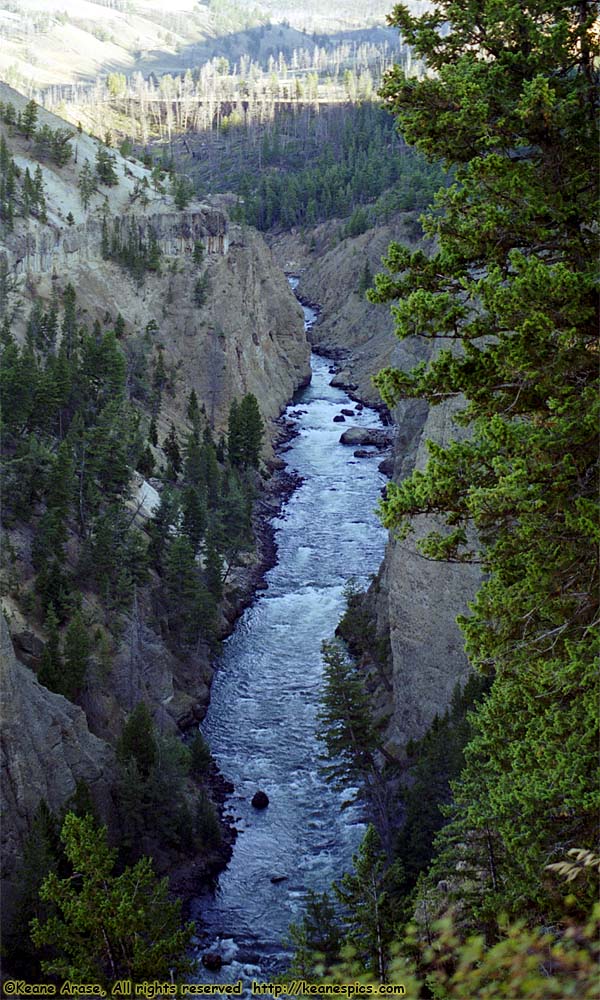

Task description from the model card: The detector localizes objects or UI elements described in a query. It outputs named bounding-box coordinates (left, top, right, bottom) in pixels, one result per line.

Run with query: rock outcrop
left=371, top=394, right=481, bottom=747
left=0, top=614, right=115, bottom=934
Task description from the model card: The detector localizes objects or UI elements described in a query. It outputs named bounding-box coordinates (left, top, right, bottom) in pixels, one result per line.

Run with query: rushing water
left=190, top=291, right=388, bottom=982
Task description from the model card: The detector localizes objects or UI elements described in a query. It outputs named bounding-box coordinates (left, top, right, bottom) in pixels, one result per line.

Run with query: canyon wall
left=0, top=91, right=311, bottom=912
left=0, top=614, right=115, bottom=934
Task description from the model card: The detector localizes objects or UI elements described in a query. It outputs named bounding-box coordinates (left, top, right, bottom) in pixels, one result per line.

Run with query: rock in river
left=252, top=790, right=270, bottom=809
left=202, top=952, right=223, bottom=971
left=339, top=427, right=394, bottom=449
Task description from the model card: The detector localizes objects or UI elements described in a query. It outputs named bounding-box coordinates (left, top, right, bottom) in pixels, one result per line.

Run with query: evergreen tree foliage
left=37, top=604, right=64, bottom=693
left=163, top=535, right=214, bottom=645
left=77, top=159, right=96, bottom=209
left=228, top=393, right=264, bottom=469
left=30, top=813, right=193, bottom=983
left=369, top=0, right=599, bottom=926
left=6, top=800, right=63, bottom=976
left=287, top=891, right=342, bottom=978
left=189, top=731, right=212, bottom=779
left=117, top=703, right=157, bottom=780
left=317, top=640, right=380, bottom=794
left=172, top=173, right=194, bottom=209
left=21, top=99, right=38, bottom=139
left=95, top=144, right=119, bottom=187
left=193, top=269, right=210, bottom=306
left=163, top=423, right=182, bottom=477
left=334, top=826, right=404, bottom=981
left=192, top=240, right=204, bottom=266
left=195, top=791, right=222, bottom=850
left=101, top=217, right=161, bottom=283
left=394, top=675, right=489, bottom=894
left=211, top=103, right=446, bottom=231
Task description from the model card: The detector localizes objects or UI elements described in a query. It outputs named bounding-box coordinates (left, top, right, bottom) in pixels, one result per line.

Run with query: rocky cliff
left=0, top=613, right=115, bottom=934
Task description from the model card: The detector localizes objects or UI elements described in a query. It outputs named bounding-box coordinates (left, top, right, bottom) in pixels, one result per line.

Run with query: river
left=190, top=291, right=388, bottom=982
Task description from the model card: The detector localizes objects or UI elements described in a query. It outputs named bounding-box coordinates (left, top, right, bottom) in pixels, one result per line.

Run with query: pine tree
left=172, top=174, right=194, bottom=209
left=317, top=640, right=380, bottom=792
left=181, top=484, right=206, bottom=554
left=114, top=312, right=125, bottom=339
left=61, top=283, right=77, bottom=359
left=192, top=240, right=204, bottom=266
left=33, top=165, right=46, bottom=221
left=189, top=731, right=212, bottom=778
left=334, top=826, right=403, bottom=981
left=239, top=393, right=264, bottom=468
left=148, top=415, right=158, bottom=447
left=62, top=610, right=90, bottom=700
left=164, top=535, right=211, bottom=644
left=7, top=800, right=62, bottom=976
left=95, top=144, right=118, bottom=187
left=287, top=891, right=342, bottom=977
left=186, top=388, right=201, bottom=431
left=20, top=99, right=38, bottom=139
left=38, top=604, right=63, bottom=693
left=117, top=703, right=157, bottom=780
left=227, top=398, right=243, bottom=467
left=163, top=423, right=181, bottom=477
left=371, top=0, right=600, bottom=925
left=78, top=159, right=96, bottom=210
left=193, top=270, right=209, bottom=307
left=30, top=813, right=193, bottom=983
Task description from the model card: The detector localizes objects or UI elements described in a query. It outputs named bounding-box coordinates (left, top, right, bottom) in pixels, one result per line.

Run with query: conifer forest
left=0, top=1, right=598, bottom=997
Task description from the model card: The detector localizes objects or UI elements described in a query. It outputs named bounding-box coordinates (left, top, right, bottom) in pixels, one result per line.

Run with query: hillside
left=0, top=85, right=310, bottom=949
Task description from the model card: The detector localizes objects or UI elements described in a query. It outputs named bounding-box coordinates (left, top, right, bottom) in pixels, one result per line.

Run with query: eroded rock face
left=370, top=394, right=481, bottom=748
left=0, top=614, right=115, bottom=933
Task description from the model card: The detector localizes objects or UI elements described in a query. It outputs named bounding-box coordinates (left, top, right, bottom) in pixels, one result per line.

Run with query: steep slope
left=0, top=90, right=310, bottom=927
left=0, top=612, right=115, bottom=935
left=1, top=84, right=310, bottom=448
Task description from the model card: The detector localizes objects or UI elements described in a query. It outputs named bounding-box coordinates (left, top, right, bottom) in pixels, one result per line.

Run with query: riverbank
left=187, top=350, right=389, bottom=978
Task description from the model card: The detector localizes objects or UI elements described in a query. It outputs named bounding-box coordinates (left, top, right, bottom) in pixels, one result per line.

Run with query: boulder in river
left=333, top=414, right=345, bottom=423
left=353, top=449, right=373, bottom=458
left=202, top=952, right=223, bottom=971
left=252, top=790, right=270, bottom=809
left=270, top=873, right=288, bottom=883
left=341, top=409, right=355, bottom=417
left=340, top=427, right=394, bottom=449
left=378, top=456, right=395, bottom=477
left=330, top=370, right=358, bottom=390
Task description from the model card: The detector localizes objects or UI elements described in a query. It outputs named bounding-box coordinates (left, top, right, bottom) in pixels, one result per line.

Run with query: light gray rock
left=0, top=614, right=115, bottom=934
left=340, top=427, right=394, bottom=449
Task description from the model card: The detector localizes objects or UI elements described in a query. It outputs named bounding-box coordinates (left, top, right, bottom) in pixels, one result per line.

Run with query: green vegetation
left=0, top=131, right=47, bottom=232
left=227, top=393, right=265, bottom=469
left=288, top=0, right=598, bottom=993
left=0, top=99, right=73, bottom=167
left=95, top=142, right=119, bottom=187
left=370, top=0, right=599, bottom=929
left=101, top=215, right=162, bottom=283
left=30, top=813, right=193, bottom=984
left=185, top=103, right=447, bottom=231
left=1, top=283, right=263, bottom=680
